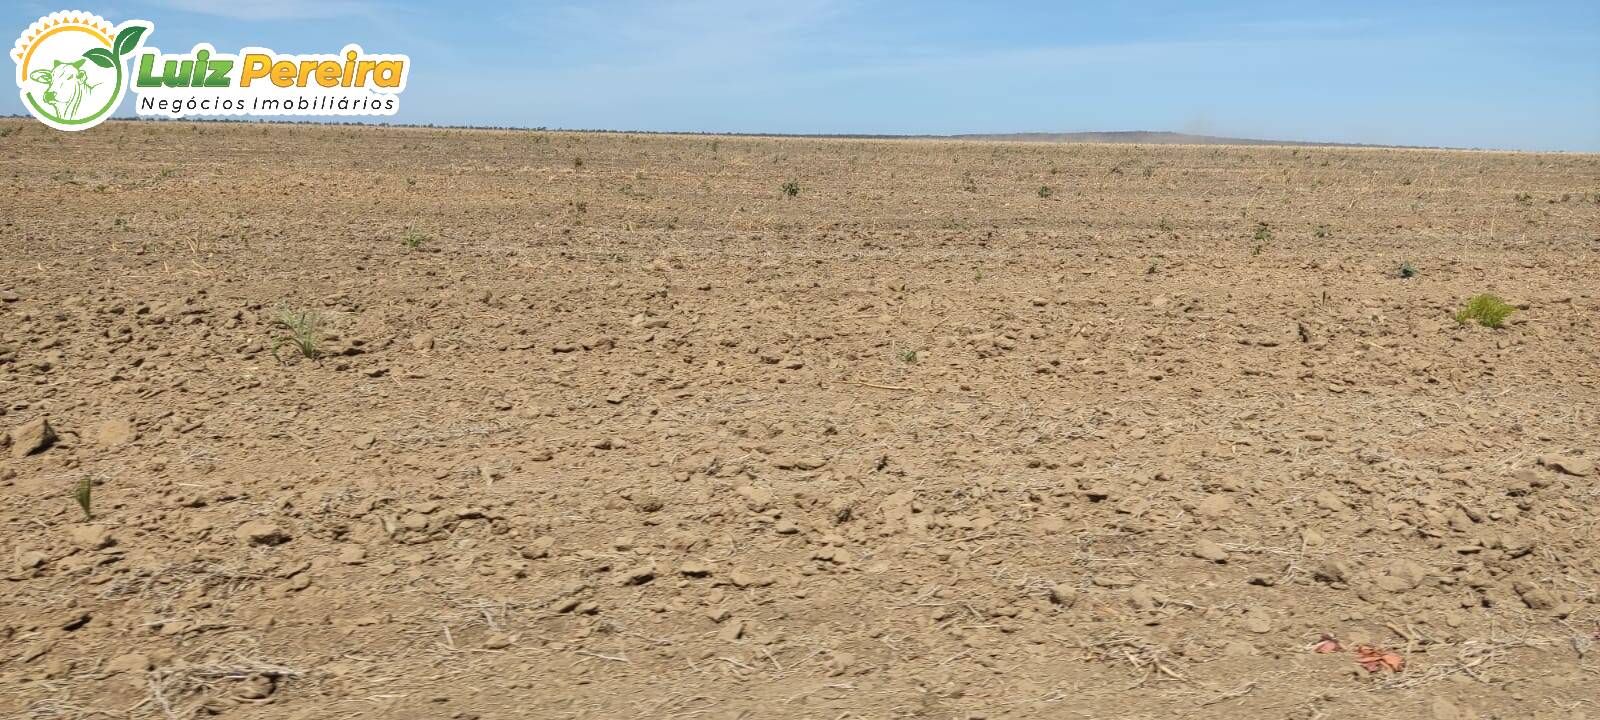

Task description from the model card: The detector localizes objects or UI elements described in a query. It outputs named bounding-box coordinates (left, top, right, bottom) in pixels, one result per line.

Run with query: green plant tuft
left=781, top=179, right=801, bottom=198
left=271, top=306, right=325, bottom=361
left=402, top=227, right=428, bottom=250
left=1454, top=294, right=1515, bottom=328
left=1397, top=262, right=1417, bottom=279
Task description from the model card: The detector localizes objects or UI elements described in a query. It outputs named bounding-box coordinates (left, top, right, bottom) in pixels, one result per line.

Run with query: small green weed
left=899, top=350, right=918, bottom=363
left=1454, top=294, right=1515, bottom=328
left=1397, top=262, right=1417, bottom=279
left=1037, top=185, right=1054, bottom=199
left=781, top=179, right=801, bottom=198
left=402, top=227, right=428, bottom=250
left=271, top=306, right=325, bottom=361
left=74, top=477, right=92, bottom=520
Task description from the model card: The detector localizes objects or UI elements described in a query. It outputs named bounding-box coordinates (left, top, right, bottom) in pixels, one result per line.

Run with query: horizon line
left=3, top=115, right=1592, bottom=154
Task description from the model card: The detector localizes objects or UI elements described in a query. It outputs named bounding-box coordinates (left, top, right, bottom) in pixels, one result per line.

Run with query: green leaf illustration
left=83, top=47, right=116, bottom=69
left=113, top=25, right=147, bottom=57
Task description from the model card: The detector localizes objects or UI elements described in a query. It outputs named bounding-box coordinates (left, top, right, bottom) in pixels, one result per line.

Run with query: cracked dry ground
left=1, top=119, right=1597, bottom=719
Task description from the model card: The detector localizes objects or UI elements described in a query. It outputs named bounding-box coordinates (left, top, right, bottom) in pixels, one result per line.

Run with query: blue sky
left=6, top=1, right=1598, bottom=150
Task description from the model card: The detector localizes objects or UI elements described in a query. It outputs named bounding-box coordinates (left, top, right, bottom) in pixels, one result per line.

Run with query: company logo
left=12, top=11, right=148, bottom=131
left=13, top=10, right=410, bottom=131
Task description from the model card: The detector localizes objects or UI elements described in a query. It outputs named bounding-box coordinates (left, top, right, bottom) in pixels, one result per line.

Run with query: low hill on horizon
left=940, top=130, right=1423, bottom=148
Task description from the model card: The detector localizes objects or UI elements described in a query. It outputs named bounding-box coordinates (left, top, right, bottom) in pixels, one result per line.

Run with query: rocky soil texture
left=1, top=119, right=1597, bottom=719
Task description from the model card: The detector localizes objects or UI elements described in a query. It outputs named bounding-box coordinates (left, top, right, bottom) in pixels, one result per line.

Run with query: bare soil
left=2, top=119, right=1598, bottom=719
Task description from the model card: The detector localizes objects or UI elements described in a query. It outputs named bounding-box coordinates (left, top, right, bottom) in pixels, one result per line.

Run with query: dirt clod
left=7, top=417, right=55, bottom=459
left=1540, top=455, right=1593, bottom=477
left=68, top=525, right=114, bottom=550
left=1192, top=539, right=1230, bottom=563
left=235, top=521, right=291, bottom=546
left=95, top=417, right=137, bottom=447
